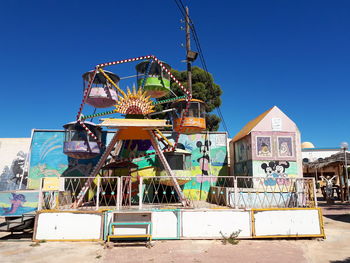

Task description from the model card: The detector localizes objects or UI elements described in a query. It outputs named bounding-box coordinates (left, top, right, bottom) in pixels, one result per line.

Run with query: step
left=5, top=217, right=23, bottom=223
left=0, top=215, right=35, bottom=232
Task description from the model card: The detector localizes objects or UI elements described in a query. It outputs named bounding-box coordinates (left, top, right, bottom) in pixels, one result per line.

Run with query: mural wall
left=170, top=132, right=228, bottom=200
left=26, top=130, right=229, bottom=200
left=253, top=160, right=298, bottom=186
left=119, top=132, right=229, bottom=200
left=251, top=131, right=296, bottom=161
left=0, top=138, right=30, bottom=191
left=28, top=131, right=68, bottom=189
left=0, top=190, right=39, bottom=216
left=27, top=130, right=107, bottom=189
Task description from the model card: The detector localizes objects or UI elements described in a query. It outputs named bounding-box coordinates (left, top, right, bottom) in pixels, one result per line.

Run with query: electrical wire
left=173, top=0, right=231, bottom=137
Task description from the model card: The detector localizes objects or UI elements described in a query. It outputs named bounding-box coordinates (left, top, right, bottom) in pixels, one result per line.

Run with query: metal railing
left=38, top=176, right=317, bottom=210
left=39, top=177, right=123, bottom=210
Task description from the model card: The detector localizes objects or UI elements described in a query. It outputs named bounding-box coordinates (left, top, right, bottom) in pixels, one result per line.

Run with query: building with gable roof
left=229, top=106, right=303, bottom=179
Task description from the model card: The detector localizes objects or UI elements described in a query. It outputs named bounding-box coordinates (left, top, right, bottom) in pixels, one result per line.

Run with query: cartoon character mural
left=196, top=140, right=211, bottom=176
left=0, top=191, right=39, bottom=216
left=3, top=193, right=26, bottom=215
left=180, top=133, right=228, bottom=200
left=256, top=137, right=272, bottom=157
left=119, top=132, right=229, bottom=200
left=260, top=161, right=292, bottom=186
left=277, top=137, right=293, bottom=157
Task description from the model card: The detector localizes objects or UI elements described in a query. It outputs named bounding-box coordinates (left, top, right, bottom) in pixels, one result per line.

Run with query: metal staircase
left=0, top=212, right=36, bottom=233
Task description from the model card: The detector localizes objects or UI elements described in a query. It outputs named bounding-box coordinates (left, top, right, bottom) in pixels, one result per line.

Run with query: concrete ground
left=0, top=199, right=349, bottom=263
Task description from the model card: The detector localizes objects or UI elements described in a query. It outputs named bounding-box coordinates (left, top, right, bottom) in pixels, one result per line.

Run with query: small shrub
left=220, top=230, right=241, bottom=245
left=29, top=242, right=40, bottom=247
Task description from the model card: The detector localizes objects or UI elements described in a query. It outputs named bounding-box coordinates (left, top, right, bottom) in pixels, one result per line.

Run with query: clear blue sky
left=0, top=0, right=349, bottom=148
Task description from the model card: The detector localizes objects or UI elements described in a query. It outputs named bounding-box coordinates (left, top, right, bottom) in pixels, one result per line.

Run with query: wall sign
left=271, top=118, right=282, bottom=131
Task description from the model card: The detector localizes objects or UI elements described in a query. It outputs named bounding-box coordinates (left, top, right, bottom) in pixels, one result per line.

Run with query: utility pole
left=185, top=6, right=192, bottom=94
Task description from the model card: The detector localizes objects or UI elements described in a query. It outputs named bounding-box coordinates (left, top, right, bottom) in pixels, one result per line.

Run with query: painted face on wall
left=278, top=137, right=293, bottom=157
left=275, top=165, right=284, bottom=174
left=261, top=162, right=276, bottom=177
left=259, top=143, right=270, bottom=156
left=275, top=161, right=290, bottom=177
left=279, top=142, right=291, bottom=156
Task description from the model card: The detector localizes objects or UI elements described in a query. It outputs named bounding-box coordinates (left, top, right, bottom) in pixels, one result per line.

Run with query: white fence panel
left=182, top=210, right=251, bottom=238
left=253, top=209, right=323, bottom=237
left=34, top=212, right=103, bottom=240
left=152, top=211, right=179, bottom=239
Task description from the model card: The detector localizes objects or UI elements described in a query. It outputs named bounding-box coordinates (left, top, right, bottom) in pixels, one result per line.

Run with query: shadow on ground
left=0, top=232, right=32, bottom=241
left=330, top=257, right=350, bottom=263
left=323, top=214, right=350, bottom=224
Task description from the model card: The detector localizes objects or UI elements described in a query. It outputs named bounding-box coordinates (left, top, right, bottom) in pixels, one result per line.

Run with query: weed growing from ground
left=220, top=230, right=241, bottom=245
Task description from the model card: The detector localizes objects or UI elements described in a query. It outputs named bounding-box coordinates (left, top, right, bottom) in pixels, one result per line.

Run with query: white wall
left=302, top=149, right=341, bottom=162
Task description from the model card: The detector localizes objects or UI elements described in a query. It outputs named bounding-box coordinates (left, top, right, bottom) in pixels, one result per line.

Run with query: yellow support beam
left=155, top=129, right=173, bottom=148
left=98, top=67, right=126, bottom=97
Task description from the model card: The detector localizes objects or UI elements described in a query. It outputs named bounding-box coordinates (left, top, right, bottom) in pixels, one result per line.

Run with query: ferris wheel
left=62, top=55, right=207, bottom=207
left=64, top=55, right=206, bottom=159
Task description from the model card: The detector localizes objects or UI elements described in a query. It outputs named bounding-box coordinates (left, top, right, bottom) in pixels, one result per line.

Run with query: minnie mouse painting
left=261, top=161, right=290, bottom=186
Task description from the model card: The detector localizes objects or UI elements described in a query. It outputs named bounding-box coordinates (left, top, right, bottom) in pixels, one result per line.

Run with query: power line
left=173, top=0, right=231, bottom=137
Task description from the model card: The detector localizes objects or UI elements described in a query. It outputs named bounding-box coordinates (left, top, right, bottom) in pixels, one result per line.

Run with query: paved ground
left=0, top=199, right=349, bottom=263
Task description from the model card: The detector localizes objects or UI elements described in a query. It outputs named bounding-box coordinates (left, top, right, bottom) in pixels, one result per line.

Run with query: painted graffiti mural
left=277, top=136, right=293, bottom=157
left=0, top=139, right=30, bottom=191
left=28, top=131, right=68, bottom=189
left=251, top=132, right=296, bottom=161
left=119, top=139, right=157, bottom=169
left=256, top=136, right=272, bottom=157
left=25, top=131, right=228, bottom=200
left=0, top=191, right=39, bottom=216
left=196, top=140, right=211, bottom=176
left=254, top=160, right=298, bottom=186
left=119, top=132, right=229, bottom=200
left=27, top=131, right=107, bottom=189
left=170, top=133, right=228, bottom=200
